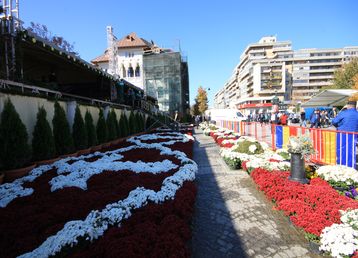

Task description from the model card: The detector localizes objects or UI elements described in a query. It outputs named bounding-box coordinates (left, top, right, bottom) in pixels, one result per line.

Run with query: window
left=135, top=65, right=140, bottom=77
left=127, top=66, right=134, bottom=77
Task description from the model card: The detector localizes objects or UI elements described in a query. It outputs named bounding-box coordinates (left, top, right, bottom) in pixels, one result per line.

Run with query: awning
left=302, top=89, right=358, bottom=107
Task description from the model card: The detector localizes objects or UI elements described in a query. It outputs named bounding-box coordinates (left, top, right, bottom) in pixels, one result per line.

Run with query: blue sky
left=19, top=0, right=358, bottom=106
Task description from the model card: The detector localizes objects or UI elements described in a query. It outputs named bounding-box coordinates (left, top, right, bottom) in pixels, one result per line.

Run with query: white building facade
left=91, top=32, right=153, bottom=89
left=215, top=36, right=358, bottom=112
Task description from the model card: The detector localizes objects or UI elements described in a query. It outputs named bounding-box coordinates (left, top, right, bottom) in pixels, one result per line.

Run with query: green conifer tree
left=96, top=108, right=108, bottom=144
left=85, top=110, right=97, bottom=147
left=0, top=99, right=31, bottom=169
left=72, top=106, right=88, bottom=150
left=52, top=101, right=74, bottom=155
left=107, top=109, right=119, bottom=141
left=32, top=106, right=56, bottom=161
left=119, top=113, right=129, bottom=137
left=128, top=111, right=137, bottom=134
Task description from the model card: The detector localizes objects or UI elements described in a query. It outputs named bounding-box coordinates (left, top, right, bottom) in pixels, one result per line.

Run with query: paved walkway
left=191, top=129, right=321, bottom=258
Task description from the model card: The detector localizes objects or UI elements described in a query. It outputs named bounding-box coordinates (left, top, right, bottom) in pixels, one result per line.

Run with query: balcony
left=308, top=68, right=336, bottom=73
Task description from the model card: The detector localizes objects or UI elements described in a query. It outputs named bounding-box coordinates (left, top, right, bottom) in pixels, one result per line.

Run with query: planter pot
left=289, top=152, right=309, bottom=184
left=35, top=157, right=61, bottom=166
left=287, top=217, right=293, bottom=226
left=109, top=139, right=122, bottom=147
left=101, top=143, right=111, bottom=150
left=333, top=186, right=348, bottom=192
left=308, top=241, right=322, bottom=255
left=91, top=145, right=103, bottom=152
left=77, top=148, right=91, bottom=156
left=59, top=152, right=78, bottom=159
left=4, top=164, right=36, bottom=182
left=0, top=172, right=4, bottom=184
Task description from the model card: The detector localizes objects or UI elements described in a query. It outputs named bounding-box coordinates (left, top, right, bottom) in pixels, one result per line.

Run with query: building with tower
left=91, top=30, right=190, bottom=117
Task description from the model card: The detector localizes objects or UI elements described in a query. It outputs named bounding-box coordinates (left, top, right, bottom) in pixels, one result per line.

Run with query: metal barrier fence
left=217, top=120, right=358, bottom=169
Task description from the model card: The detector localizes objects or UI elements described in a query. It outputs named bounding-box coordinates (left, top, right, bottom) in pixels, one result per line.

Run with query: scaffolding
left=0, top=0, right=21, bottom=80
left=143, top=51, right=189, bottom=116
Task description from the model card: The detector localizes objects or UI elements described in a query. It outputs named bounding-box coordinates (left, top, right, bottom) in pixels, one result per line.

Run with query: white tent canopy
left=302, top=89, right=358, bottom=107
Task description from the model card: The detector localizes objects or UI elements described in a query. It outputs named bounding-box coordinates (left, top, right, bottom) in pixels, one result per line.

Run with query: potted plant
left=0, top=99, right=33, bottom=181
left=32, top=106, right=57, bottom=165
left=287, top=136, right=315, bottom=184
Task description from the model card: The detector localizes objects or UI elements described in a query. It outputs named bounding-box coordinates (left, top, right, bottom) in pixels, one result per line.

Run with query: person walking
left=329, top=107, right=338, bottom=119
left=332, top=100, right=358, bottom=132
left=280, top=112, right=288, bottom=126
left=300, top=108, right=306, bottom=127
left=310, top=108, right=321, bottom=128
left=195, top=115, right=200, bottom=129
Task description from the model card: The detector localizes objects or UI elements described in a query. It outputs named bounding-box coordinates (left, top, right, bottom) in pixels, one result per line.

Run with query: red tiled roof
left=91, top=32, right=153, bottom=64
left=91, top=51, right=109, bottom=63
left=117, top=32, right=152, bottom=49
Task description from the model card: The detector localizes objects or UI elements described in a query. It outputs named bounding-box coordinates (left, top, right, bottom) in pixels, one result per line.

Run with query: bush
left=0, top=99, right=31, bottom=169
left=84, top=111, right=97, bottom=147
left=128, top=111, right=136, bottom=135
left=72, top=106, right=88, bottom=150
left=107, top=109, right=119, bottom=141
left=96, top=109, right=108, bottom=144
left=53, top=101, right=74, bottom=155
left=145, top=116, right=156, bottom=130
left=232, top=140, right=264, bottom=155
left=32, top=106, right=55, bottom=161
left=223, top=156, right=241, bottom=170
left=135, top=112, right=144, bottom=132
left=119, top=113, right=129, bottom=137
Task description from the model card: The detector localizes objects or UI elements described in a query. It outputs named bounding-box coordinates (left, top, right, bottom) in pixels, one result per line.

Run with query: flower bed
left=203, top=123, right=358, bottom=257
left=316, top=165, right=358, bottom=190
left=0, top=131, right=197, bottom=258
left=320, top=209, right=358, bottom=258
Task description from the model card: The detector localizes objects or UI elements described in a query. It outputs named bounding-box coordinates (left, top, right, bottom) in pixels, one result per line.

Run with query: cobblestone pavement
left=191, top=129, right=321, bottom=258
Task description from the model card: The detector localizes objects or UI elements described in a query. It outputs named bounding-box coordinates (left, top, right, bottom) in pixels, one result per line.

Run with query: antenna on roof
left=178, top=39, right=181, bottom=53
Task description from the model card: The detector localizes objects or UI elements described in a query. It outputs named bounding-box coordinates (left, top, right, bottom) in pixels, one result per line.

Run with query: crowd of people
left=245, top=100, right=358, bottom=132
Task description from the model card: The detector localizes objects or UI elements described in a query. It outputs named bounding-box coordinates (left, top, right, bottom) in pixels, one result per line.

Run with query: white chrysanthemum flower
left=249, top=144, right=257, bottom=153
left=320, top=223, right=358, bottom=258
left=317, top=165, right=358, bottom=184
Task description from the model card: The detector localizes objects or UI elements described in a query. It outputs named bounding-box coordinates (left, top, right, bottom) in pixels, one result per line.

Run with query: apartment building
left=215, top=36, right=358, bottom=113
left=291, top=47, right=358, bottom=102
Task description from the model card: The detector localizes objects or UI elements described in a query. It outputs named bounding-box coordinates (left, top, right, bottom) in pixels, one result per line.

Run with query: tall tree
left=349, top=73, right=358, bottom=101
left=196, top=86, right=209, bottom=114
left=28, top=22, right=78, bottom=55
left=331, top=58, right=358, bottom=89
left=190, top=103, right=200, bottom=116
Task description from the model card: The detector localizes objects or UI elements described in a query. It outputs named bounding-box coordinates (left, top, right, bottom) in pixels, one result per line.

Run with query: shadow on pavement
left=190, top=129, right=247, bottom=258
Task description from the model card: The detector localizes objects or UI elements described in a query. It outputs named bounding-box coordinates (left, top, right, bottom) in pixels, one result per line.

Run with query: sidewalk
left=191, top=129, right=321, bottom=258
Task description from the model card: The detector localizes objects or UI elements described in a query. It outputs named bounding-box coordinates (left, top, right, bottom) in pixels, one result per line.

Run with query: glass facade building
left=143, top=51, right=189, bottom=117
